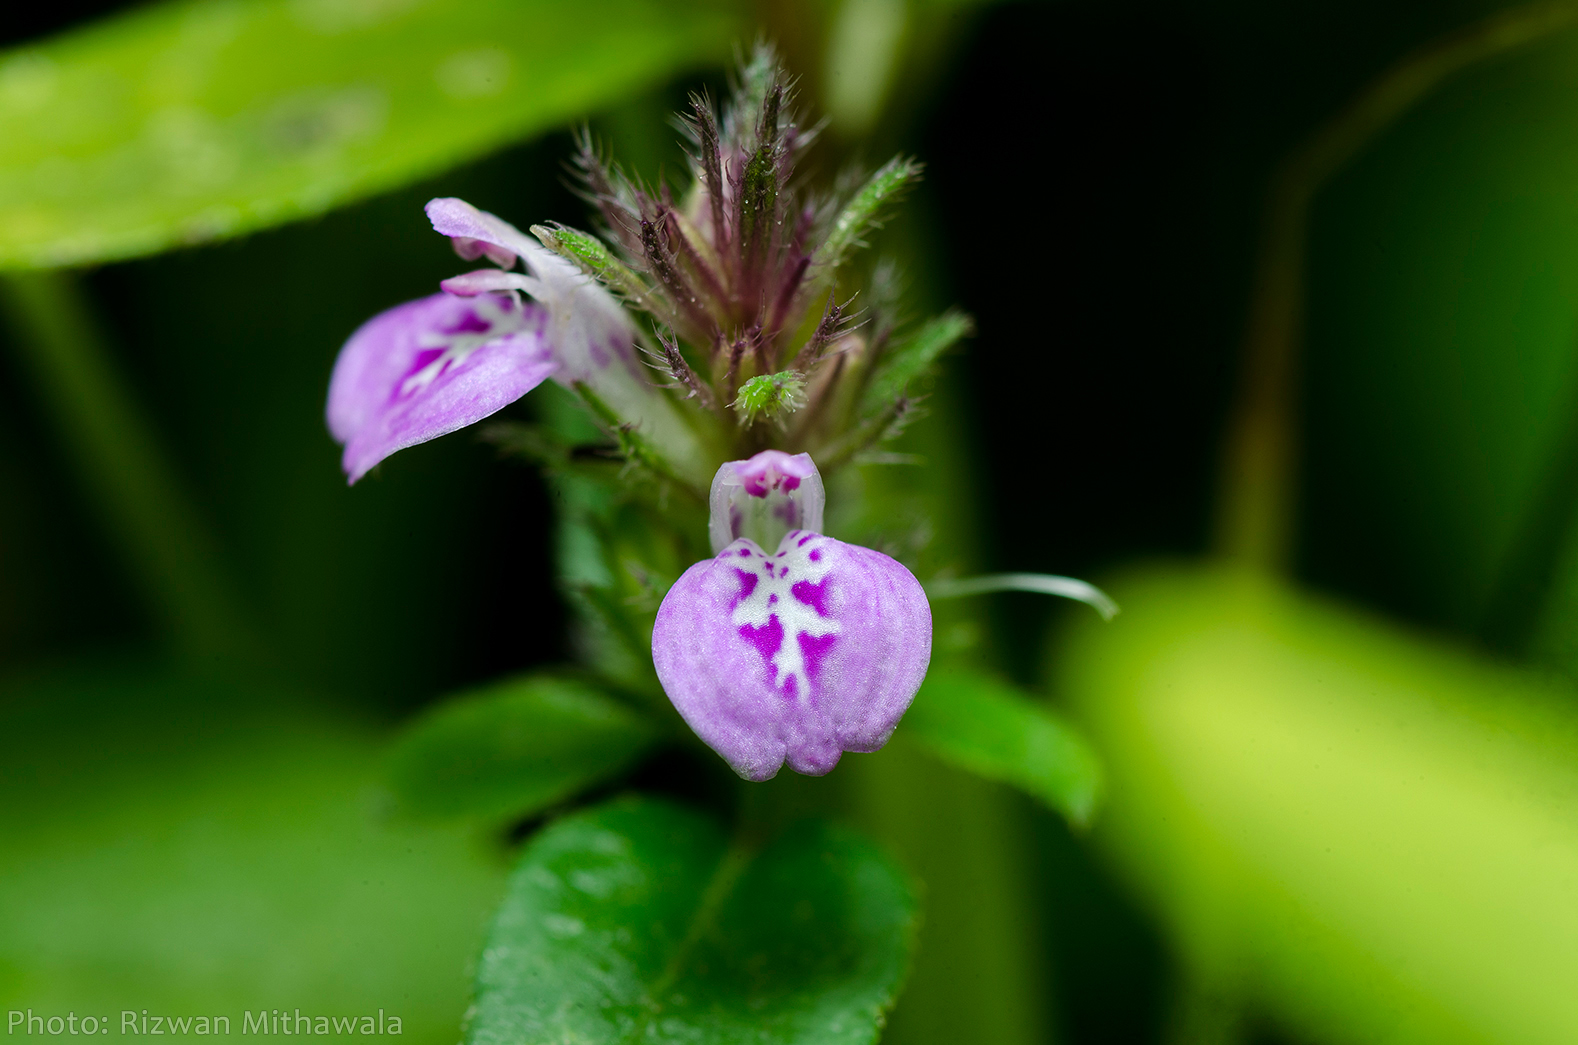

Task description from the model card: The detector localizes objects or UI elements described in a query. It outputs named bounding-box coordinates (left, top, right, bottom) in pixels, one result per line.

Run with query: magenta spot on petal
left=731, top=568, right=759, bottom=609
left=442, top=310, right=491, bottom=335
left=737, top=547, right=752, bottom=557
left=393, top=348, right=446, bottom=399
left=797, top=533, right=814, bottom=547
left=739, top=615, right=784, bottom=683
left=768, top=593, right=778, bottom=604
left=776, top=551, right=785, bottom=558
left=808, top=549, right=822, bottom=562
left=797, top=630, right=838, bottom=688
left=791, top=577, right=832, bottom=617
left=404, top=347, right=443, bottom=372
left=781, top=672, right=798, bottom=700
left=734, top=452, right=811, bottom=499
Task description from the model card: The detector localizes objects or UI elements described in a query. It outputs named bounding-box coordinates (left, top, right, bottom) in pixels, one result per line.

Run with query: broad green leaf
left=0, top=0, right=736, bottom=270
left=900, top=669, right=1103, bottom=827
left=469, top=796, right=918, bottom=1045
left=1058, top=565, right=1578, bottom=1045
left=387, top=673, right=658, bottom=822
left=0, top=664, right=503, bottom=1040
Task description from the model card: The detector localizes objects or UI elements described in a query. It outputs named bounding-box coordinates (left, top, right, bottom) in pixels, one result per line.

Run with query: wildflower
left=326, top=198, right=701, bottom=483
left=653, top=451, right=931, bottom=780
left=327, top=47, right=963, bottom=778
left=326, top=46, right=946, bottom=487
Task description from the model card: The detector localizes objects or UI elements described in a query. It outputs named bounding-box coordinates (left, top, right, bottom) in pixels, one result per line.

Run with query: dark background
left=5, top=0, right=1527, bottom=703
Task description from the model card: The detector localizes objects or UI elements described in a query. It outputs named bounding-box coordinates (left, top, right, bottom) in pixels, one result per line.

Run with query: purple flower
left=654, top=452, right=932, bottom=780
left=327, top=198, right=702, bottom=484
left=328, top=291, right=554, bottom=483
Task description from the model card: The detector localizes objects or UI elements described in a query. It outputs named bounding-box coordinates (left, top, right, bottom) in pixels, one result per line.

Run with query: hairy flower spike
left=540, top=45, right=857, bottom=424
left=325, top=50, right=960, bottom=785
left=328, top=46, right=960, bottom=494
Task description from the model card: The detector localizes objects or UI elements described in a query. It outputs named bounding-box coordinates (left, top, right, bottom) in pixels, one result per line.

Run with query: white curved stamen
left=925, top=572, right=1120, bottom=620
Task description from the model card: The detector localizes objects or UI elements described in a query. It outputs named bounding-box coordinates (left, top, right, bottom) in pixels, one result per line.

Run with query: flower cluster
left=327, top=48, right=964, bottom=780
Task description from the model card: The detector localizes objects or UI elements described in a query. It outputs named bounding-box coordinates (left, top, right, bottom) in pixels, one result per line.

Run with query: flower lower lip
left=654, top=453, right=932, bottom=781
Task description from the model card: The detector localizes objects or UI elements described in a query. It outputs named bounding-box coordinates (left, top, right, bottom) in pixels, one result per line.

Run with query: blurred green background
left=7, top=0, right=1578, bottom=1042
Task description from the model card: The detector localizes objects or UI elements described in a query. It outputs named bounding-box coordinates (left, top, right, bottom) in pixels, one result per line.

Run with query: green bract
left=732, top=370, right=808, bottom=423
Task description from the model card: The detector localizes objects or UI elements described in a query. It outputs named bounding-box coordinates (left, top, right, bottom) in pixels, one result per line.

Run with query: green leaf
left=468, top=796, right=918, bottom=1045
left=0, top=664, right=503, bottom=1036
left=387, top=673, right=659, bottom=822
left=900, top=669, right=1103, bottom=827
left=0, top=0, right=736, bottom=270
left=1057, top=564, right=1578, bottom=1045
left=860, top=310, right=972, bottom=415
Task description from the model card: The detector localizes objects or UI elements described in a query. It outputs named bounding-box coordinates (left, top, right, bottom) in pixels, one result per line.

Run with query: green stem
left=1215, top=0, right=1578, bottom=571
left=0, top=270, right=256, bottom=664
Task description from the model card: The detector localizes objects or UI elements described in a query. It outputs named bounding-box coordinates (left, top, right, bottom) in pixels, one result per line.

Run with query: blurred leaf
left=0, top=663, right=502, bottom=1038
left=468, top=796, right=918, bottom=1045
left=1057, top=564, right=1578, bottom=1045
left=387, top=672, right=658, bottom=822
left=0, top=0, right=736, bottom=270
left=900, top=669, right=1103, bottom=827
left=860, top=309, right=971, bottom=415
left=1302, top=29, right=1578, bottom=635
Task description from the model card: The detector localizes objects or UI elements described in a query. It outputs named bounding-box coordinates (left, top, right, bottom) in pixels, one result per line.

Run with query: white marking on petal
left=729, top=534, right=841, bottom=700
left=398, top=293, right=528, bottom=398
